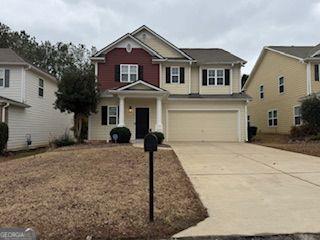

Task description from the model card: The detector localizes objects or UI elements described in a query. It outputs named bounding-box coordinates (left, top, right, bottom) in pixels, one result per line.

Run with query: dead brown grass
left=253, top=133, right=320, bottom=157
left=0, top=145, right=207, bottom=240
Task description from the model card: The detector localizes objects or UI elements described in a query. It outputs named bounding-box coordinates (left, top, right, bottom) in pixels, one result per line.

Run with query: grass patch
left=0, top=145, right=207, bottom=239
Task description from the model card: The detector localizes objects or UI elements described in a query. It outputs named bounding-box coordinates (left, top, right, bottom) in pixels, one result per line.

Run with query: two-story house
left=0, top=48, right=73, bottom=150
left=89, top=26, right=250, bottom=142
left=244, top=44, right=320, bottom=134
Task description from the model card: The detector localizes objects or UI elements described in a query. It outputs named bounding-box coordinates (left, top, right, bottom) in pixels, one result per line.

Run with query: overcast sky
left=1, top=0, right=320, bottom=73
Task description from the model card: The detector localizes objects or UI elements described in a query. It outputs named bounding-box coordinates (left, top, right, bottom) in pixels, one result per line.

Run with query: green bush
left=110, top=127, right=131, bottom=143
left=309, top=133, right=320, bottom=141
left=152, top=132, right=165, bottom=144
left=301, top=96, right=320, bottom=132
left=53, top=133, right=75, bottom=147
left=0, top=122, right=9, bottom=154
left=290, top=125, right=317, bottom=140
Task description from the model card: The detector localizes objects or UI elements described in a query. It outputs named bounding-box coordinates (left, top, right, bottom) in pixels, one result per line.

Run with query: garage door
left=168, top=110, right=239, bottom=142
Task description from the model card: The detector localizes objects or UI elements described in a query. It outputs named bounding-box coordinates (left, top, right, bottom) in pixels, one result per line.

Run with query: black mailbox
left=144, top=133, right=158, bottom=152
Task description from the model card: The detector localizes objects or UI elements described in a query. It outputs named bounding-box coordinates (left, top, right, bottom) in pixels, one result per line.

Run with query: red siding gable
left=98, top=48, right=159, bottom=90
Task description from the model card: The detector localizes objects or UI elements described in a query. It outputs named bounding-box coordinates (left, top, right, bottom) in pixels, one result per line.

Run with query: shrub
left=152, top=132, right=165, bottom=144
left=301, top=96, right=320, bottom=133
left=248, top=126, right=257, bottom=142
left=290, top=125, right=317, bottom=140
left=110, top=127, right=131, bottom=143
left=53, top=133, right=75, bottom=148
left=309, top=133, right=320, bottom=141
left=0, top=122, right=9, bottom=154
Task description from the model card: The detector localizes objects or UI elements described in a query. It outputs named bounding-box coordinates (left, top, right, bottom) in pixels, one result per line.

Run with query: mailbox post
left=144, top=133, right=158, bottom=222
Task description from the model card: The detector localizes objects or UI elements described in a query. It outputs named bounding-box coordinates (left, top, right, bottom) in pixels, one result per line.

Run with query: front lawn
left=253, top=133, right=320, bottom=157
left=0, top=145, right=207, bottom=240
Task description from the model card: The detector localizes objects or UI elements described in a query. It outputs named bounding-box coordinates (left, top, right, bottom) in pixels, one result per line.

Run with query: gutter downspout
left=2, top=102, right=9, bottom=123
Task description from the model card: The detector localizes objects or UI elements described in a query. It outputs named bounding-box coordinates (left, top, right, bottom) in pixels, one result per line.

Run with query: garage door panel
left=168, top=110, right=238, bottom=142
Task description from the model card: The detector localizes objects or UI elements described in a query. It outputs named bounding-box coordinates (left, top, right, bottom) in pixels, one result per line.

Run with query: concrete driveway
left=171, top=142, right=320, bottom=238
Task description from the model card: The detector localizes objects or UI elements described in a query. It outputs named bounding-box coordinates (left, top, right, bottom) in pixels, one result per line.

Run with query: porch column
left=155, top=97, right=163, bottom=132
left=118, top=96, right=125, bottom=127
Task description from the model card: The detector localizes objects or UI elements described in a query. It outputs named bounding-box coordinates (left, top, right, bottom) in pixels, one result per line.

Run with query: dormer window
left=120, top=64, right=138, bottom=83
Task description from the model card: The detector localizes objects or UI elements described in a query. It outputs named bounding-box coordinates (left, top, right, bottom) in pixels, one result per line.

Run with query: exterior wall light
left=129, top=106, right=133, bottom=113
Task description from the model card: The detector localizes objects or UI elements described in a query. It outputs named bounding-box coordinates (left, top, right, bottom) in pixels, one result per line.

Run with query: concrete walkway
left=171, top=142, right=320, bottom=237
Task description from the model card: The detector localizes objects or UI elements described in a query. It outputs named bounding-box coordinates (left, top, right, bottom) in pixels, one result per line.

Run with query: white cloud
left=0, top=0, right=319, bottom=73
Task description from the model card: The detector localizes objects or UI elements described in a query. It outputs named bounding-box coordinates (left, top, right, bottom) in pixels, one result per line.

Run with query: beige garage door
left=168, top=110, right=239, bottom=142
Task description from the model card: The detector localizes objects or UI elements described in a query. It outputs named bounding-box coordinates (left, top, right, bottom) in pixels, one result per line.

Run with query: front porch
left=88, top=80, right=168, bottom=141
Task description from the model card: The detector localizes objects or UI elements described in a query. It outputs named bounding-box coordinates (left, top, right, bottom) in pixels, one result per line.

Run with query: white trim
left=168, top=97, right=248, bottom=102
left=38, top=78, right=44, bottom=98
left=188, top=62, right=192, bottom=94
left=0, top=68, right=4, bottom=88
left=90, top=57, right=105, bottom=62
left=120, top=64, right=138, bottom=83
left=239, top=66, right=242, bottom=92
left=198, top=66, right=202, bottom=94
left=259, top=84, right=264, bottom=99
left=1, top=102, right=9, bottom=122
left=115, top=80, right=165, bottom=92
left=159, top=64, right=162, bottom=89
left=278, top=76, right=285, bottom=94
left=108, top=105, right=119, bottom=125
left=166, top=108, right=241, bottom=142
left=93, top=33, right=164, bottom=59
left=131, top=25, right=194, bottom=60
left=307, top=63, right=312, bottom=95
left=21, top=68, right=26, bottom=102
left=170, top=66, right=180, bottom=84
left=267, top=109, right=278, bottom=127
left=245, top=102, right=248, bottom=141
left=293, top=105, right=302, bottom=126
left=311, top=49, right=320, bottom=57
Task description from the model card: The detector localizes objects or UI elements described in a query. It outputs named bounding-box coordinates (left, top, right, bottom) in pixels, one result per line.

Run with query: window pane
left=121, top=74, right=128, bottom=82
left=121, top=65, right=128, bottom=73
left=260, top=92, right=264, bottom=99
left=295, top=117, right=301, bottom=125
left=217, top=70, right=223, bottom=77
left=294, top=106, right=301, bottom=116
left=0, top=79, right=3, bottom=86
left=273, top=110, right=277, bottom=118
left=260, top=85, right=263, bottom=91
left=172, top=75, right=179, bottom=83
left=268, top=111, right=272, bottom=118
left=273, top=119, right=278, bottom=126
left=208, top=70, right=215, bottom=77
left=39, top=88, right=44, bottom=97
left=217, top=77, right=224, bottom=85
left=109, top=107, right=117, bottom=116
left=208, top=77, right=215, bottom=85
left=279, top=77, right=284, bottom=84
left=39, top=79, right=44, bottom=87
left=171, top=67, right=179, bottom=75
left=130, top=65, right=138, bottom=74
left=268, top=119, right=273, bottom=126
left=280, top=85, right=284, bottom=93
left=130, top=74, right=137, bottom=82
left=109, top=116, right=117, bottom=125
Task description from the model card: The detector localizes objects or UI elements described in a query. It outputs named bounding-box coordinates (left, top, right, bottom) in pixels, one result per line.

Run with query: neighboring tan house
left=0, top=48, right=73, bottom=150
left=89, top=25, right=250, bottom=142
left=244, top=44, right=320, bottom=134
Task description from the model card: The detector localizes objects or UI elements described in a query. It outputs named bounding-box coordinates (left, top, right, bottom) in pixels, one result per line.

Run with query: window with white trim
left=108, top=106, right=118, bottom=125
left=120, top=64, right=138, bottom=83
left=259, top=85, right=264, bottom=99
left=278, top=76, right=284, bottom=94
left=39, top=78, right=44, bottom=97
left=170, top=67, right=180, bottom=83
left=268, top=110, right=278, bottom=127
left=293, top=106, right=302, bottom=126
left=0, top=69, right=4, bottom=87
left=207, top=69, right=225, bottom=86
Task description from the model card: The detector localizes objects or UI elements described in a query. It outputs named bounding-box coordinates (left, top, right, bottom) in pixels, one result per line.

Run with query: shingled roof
left=181, top=48, right=246, bottom=64
left=0, top=48, right=26, bottom=64
left=267, top=43, right=320, bottom=59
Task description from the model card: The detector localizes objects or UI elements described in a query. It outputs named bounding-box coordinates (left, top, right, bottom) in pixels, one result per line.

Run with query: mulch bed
left=0, top=145, right=207, bottom=240
left=253, top=133, right=320, bottom=157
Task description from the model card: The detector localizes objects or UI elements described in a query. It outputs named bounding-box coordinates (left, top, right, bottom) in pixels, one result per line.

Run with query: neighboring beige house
left=0, top=48, right=73, bottom=150
left=244, top=44, right=320, bottom=134
left=89, top=25, right=250, bottom=142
